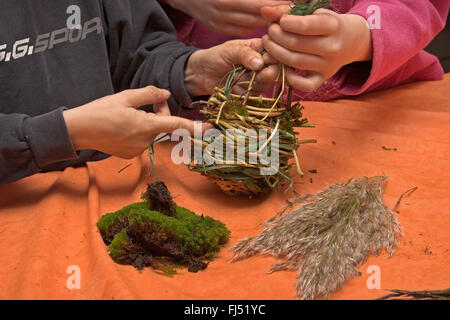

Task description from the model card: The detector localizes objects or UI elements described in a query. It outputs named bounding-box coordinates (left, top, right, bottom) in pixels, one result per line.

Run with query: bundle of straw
left=189, top=64, right=316, bottom=197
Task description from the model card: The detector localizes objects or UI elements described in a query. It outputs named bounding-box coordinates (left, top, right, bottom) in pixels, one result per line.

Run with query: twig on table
left=394, top=186, right=418, bottom=211
left=118, top=164, right=133, bottom=174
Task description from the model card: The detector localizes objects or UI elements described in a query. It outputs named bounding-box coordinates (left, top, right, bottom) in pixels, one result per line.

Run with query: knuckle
left=210, top=22, right=221, bottom=32
left=312, top=82, right=321, bottom=91
left=171, top=118, right=183, bottom=131
left=240, top=45, right=253, bottom=57
left=268, top=24, right=280, bottom=39
left=146, top=85, right=159, bottom=95
left=303, top=82, right=316, bottom=92
left=289, top=55, right=302, bottom=69
left=286, top=37, right=299, bottom=51
left=299, top=18, right=311, bottom=32
left=279, top=15, right=290, bottom=29
left=247, top=16, right=260, bottom=26
left=215, top=14, right=226, bottom=23
left=329, top=15, right=341, bottom=31
left=327, top=42, right=342, bottom=55
left=146, top=112, right=156, bottom=120
left=215, top=0, right=229, bottom=10
left=223, top=40, right=236, bottom=50
left=307, top=79, right=322, bottom=92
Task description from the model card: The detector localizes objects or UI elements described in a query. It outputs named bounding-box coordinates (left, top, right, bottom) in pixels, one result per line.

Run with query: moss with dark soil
left=97, top=183, right=230, bottom=274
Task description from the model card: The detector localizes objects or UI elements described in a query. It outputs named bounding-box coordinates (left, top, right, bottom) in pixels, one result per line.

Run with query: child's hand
left=261, top=6, right=373, bottom=92
left=164, top=0, right=290, bottom=36
left=63, top=86, right=211, bottom=159
left=185, top=38, right=279, bottom=97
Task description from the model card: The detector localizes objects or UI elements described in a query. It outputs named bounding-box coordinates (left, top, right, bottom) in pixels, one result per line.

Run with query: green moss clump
left=108, top=228, right=133, bottom=263
left=97, top=202, right=230, bottom=274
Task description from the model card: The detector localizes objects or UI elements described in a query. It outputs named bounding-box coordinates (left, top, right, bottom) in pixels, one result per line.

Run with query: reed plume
left=231, top=176, right=403, bottom=300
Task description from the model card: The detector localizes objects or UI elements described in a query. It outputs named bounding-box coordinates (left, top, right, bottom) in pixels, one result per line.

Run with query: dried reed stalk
left=377, top=288, right=450, bottom=300
left=231, top=176, right=403, bottom=300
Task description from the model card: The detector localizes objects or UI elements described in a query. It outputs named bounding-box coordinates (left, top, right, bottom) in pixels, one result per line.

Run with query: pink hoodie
left=163, top=0, right=449, bottom=101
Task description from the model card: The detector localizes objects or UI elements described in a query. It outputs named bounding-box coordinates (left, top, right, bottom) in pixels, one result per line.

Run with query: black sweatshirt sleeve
left=0, top=0, right=198, bottom=185
left=0, top=108, right=78, bottom=184
left=103, top=0, right=198, bottom=111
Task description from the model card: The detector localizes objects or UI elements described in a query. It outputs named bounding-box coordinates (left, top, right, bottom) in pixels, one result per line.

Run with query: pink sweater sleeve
left=161, top=0, right=449, bottom=101
left=334, top=0, right=449, bottom=97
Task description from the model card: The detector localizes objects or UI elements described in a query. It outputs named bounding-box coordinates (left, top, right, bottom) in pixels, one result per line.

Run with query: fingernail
left=251, top=57, right=264, bottom=69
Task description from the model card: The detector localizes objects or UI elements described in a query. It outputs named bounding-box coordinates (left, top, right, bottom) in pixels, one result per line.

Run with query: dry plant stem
left=272, top=65, right=282, bottom=98
left=216, top=88, right=276, bottom=103
left=377, top=288, right=450, bottom=300
left=258, top=119, right=280, bottom=154
left=287, top=85, right=293, bottom=107
left=231, top=176, right=403, bottom=299
left=236, top=81, right=251, bottom=86
left=261, top=64, right=285, bottom=122
left=292, top=150, right=304, bottom=176
left=210, top=95, right=285, bottom=116
left=243, top=71, right=257, bottom=106
left=394, top=186, right=418, bottom=211
left=215, top=101, right=227, bottom=125
left=231, top=69, right=247, bottom=88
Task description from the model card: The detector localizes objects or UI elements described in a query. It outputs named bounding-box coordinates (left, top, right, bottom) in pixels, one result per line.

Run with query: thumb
left=118, top=86, right=171, bottom=108
left=227, top=39, right=265, bottom=71
left=261, top=5, right=291, bottom=22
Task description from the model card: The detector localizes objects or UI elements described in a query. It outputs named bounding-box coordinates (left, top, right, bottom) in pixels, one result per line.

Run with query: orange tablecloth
left=1, top=75, right=449, bottom=300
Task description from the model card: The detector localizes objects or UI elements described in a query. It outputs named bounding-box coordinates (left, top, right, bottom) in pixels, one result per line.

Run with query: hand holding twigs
left=261, top=2, right=372, bottom=92
left=185, top=38, right=280, bottom=97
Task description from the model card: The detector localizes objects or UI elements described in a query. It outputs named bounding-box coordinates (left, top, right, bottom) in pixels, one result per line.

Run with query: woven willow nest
left=189, top=65, right=316, bottom=197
